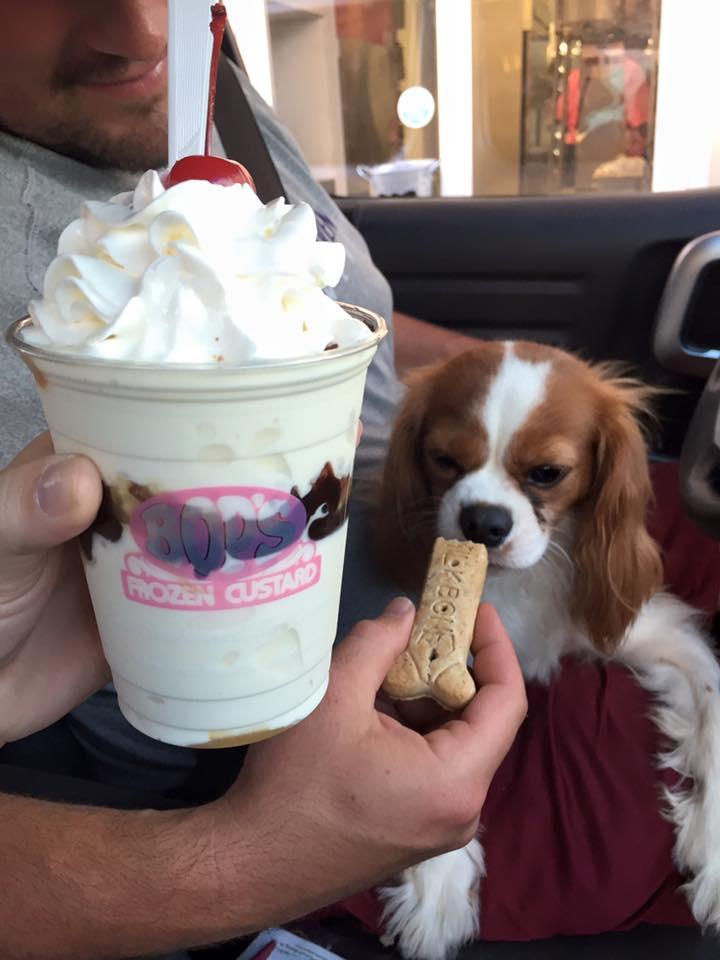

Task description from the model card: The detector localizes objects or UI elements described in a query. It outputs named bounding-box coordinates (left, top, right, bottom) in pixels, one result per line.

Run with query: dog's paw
left=378, top=840, right=484, bottom=960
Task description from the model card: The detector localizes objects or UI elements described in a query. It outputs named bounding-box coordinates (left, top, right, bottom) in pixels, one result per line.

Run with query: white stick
left=167, top=0, right=214, bottom=167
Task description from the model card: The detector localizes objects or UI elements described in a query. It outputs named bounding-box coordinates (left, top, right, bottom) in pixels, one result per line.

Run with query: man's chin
left=54, top=131, right=168, bottom=172
left=31, top=96, right=169, bottom=171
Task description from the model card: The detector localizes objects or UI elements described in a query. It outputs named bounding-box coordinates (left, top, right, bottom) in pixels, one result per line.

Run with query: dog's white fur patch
left=619, top=594, right=720, bottom=929
left=379, top=840, right=485, bottom=960
left=480, top=343, right=552, bottom=463
left=438, top=343, right=552, bottom=568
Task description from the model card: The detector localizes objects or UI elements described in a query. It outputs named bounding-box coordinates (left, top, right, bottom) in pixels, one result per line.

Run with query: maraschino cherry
left=164, top=3, right=256, bottom=191
left=165, top=154, right=254, bottom=188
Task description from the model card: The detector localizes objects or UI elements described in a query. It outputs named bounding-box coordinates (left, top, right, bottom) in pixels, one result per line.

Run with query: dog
left=375, top=340, right=720, bottom=960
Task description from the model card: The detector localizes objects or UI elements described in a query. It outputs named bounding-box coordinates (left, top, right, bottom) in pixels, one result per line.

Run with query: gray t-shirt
left=0, top=72, right=403, bottom=794
left=0, top=70, right=400, bottom=474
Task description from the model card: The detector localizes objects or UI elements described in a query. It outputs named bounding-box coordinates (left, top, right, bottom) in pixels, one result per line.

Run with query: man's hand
left=206, top=598, right=527, bottom=928
left=0, top=433, right=108, bottom=745
left=0, top=446, right=524, bottom=957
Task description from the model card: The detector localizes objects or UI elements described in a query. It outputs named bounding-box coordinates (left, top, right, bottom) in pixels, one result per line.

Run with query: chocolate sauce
left=127, top=482, right=155, bottom=504
left=24, top=358, right=48, bottom=389
left=79, top=482, right=123, bottom=561
left=79, top=478, right=157, bottom=562
left=81, top=462, right=350, bottom=565
left=293, top=462, right=351, bottom=541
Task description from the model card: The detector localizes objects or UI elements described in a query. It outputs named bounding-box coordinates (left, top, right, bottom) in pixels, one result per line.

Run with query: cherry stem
left=205, top=3, right=227, bottom=155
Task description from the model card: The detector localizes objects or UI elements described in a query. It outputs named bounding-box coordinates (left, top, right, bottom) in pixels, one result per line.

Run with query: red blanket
left=334, top=462, right=719, bottom=940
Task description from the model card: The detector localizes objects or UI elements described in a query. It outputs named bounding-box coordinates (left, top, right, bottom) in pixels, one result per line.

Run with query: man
left=0, top=0, right=477, bottom=792
left=0, top=0, right=475, bottom=463
left=0, top=2, right=522, bottom=958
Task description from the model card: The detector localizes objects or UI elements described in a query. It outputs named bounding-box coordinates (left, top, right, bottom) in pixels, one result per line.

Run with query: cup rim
left=6, top=302, right=387, bottom=375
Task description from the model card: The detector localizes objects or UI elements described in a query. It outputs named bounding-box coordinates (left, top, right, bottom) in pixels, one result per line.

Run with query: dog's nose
left=459, top=504, right=513, bottom=548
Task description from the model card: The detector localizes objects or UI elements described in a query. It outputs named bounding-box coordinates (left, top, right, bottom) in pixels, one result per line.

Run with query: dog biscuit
left=383, top=537, right=488, bottom=710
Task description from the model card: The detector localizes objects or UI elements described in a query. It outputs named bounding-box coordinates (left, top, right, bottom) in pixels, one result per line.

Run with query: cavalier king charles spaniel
left=376, top=341, right=720, bottom=959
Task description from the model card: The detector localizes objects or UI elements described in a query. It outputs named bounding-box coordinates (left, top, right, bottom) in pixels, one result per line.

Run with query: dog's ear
left=375, top=368, right=435, bottom=586
left=572, top=375, right=663, bottom=653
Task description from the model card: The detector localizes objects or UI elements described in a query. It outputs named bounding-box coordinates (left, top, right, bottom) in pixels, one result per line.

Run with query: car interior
left=328, top=189, right=720, bottom=960
left=2, top=0, right=720, bottom=956
left=185, top=143, right=720, bottom=960
left=226, top=0, right=720, bottom=955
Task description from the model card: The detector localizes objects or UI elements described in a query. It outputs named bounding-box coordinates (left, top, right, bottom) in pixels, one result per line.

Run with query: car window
left=227, top=0, right=720, bottom=199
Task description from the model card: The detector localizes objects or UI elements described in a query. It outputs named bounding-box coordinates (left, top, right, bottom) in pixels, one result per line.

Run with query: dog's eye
left=528, top=465, right=565, bottom=487
left=430, top=451, right=462, bottom=473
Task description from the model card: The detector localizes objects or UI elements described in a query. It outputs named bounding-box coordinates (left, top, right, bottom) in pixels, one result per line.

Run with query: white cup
left=8, top=305, right=386, bottom=748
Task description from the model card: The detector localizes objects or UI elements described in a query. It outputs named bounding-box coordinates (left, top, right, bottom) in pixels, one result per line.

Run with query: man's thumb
left=331, top=597, right=416, bottom=704
left=0, top=454, right=102, bottom=572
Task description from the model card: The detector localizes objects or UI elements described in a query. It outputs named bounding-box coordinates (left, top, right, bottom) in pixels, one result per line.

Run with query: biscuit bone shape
left=383, top=538, right=488, bottom=711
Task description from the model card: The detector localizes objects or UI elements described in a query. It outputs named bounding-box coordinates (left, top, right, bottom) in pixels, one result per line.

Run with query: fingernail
left=36, top=457, right=78, bottom=517
left=384, top=596, right=414, bottom=618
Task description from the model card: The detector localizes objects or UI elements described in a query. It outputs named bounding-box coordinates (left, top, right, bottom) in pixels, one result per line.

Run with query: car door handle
left=654, top=231, right=720, bottom=377
left=680, top=358, right=720, bottom=540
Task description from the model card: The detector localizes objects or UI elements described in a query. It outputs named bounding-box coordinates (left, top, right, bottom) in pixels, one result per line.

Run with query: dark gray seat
left=189, top=916, right=718, bottom=960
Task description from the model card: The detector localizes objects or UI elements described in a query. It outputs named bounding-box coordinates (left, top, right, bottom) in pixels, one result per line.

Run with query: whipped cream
left=25, top=171, right=371, bottom=363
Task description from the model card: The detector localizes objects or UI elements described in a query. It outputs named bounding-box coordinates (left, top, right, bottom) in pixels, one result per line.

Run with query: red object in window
left=334, top=1, right=394, bottom=46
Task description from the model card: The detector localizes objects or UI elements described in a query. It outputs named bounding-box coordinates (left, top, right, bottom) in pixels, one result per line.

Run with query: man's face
left=0, top=0, right=168, bottom=170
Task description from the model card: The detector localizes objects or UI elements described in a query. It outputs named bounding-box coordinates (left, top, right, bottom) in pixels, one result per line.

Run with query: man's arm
left=0, top=795, right=248, bottom=959
left=0, top=442, right=525, bottom=959
left=393, top=311, right=479, bottom=374
left=2, top=791, right=328, bottom=959
left=1, top=603, right=525, bottom=960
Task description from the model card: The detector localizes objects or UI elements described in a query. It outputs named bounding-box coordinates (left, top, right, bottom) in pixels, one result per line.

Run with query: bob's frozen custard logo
left=80, top=465, right=350, bottom=610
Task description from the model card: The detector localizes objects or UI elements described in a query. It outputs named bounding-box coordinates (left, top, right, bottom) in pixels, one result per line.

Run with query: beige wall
left=397, top=0, right=439, bottom=162
left=472, top=0, right=525, bottom=196
left=269, top=8, right=348, bottom=192
left=564, top=0, right=617, bottom=18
